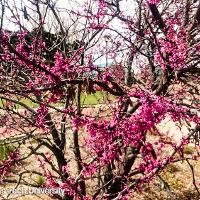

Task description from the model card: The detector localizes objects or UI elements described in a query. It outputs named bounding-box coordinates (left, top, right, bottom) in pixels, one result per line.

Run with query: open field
left=0, top=91, right=115, bottom=109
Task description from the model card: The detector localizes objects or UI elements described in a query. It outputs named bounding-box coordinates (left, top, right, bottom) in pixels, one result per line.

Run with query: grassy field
left=0, top=91, right=115, bottom=108
left=81, top=91, right=113, bottom=105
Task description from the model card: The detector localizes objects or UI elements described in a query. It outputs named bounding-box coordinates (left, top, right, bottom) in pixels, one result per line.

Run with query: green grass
left=17, top=98, right=38, bottom=108
left=0, top=98, right=38, bottom=109
left=81, top=91, right=114, bottom=105
left=0, top=91, right=115, bottom=108
left=37, top=175, right=46, bottom=186
left=0, top=144, right=16, bottom=160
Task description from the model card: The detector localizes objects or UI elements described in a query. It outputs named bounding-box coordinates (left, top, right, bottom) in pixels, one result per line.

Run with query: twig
left=186, top=158, right=200, bottom=195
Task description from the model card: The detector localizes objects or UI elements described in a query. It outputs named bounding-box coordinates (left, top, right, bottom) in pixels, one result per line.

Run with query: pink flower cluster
left=35, top=104, right=49, bottom=129
left=147, top=0, right=160, bottom=4
left=155, top=20, right=188, bottom=70
left=0, top=149, right=20, bottom=181
left=43, top=171, right=77, bottom=198
left=81, top=90, right=198, bottom=178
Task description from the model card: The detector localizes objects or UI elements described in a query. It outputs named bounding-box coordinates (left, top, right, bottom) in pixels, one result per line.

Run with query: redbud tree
left=0, top=0, right=200, bottom=199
